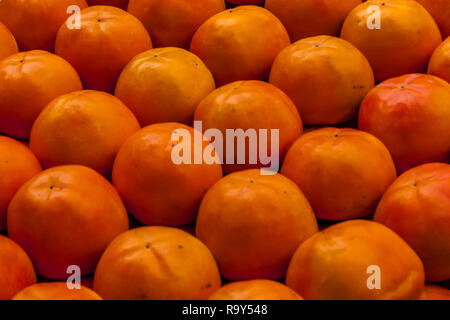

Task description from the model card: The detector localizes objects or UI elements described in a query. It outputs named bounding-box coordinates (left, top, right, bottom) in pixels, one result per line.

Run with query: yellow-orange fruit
left=428, top=37, right=450, bottom=84
left=13, top=283, right=102, bottom=300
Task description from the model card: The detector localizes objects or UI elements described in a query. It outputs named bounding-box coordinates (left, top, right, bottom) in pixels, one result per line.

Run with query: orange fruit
left=0, top=21, right=18, bottom=60
left=13, top=283, right=102, bottom=300
left=415, top=0, right=450, bottom=38
left=127, top=0, right=225, bottom=48
left=341, top=0, right=442, bottom=82
left=281, top=128, right=396, bottom=221
left=112, top=123, right=223, bottom=226
left=0, top=0, right=88, bottom=51
left=358, top=74, right=450, bottom=173
left=194, top=80, right=303, bottom=173
left=87, top=0, right=129, bottom=9
left=115, top=47, right=215, bottom=126
left=30, top=90, right=140, bottom=177
left=0, top=235, right=36, bottom=300
left=209, top=280, right=303, bottom=300
left=55, top=5, right=152, bottom=92
left=0, top=137, right=41, bottom=231
left=286, top=220, right=425, bottom=300
left=265, top=0, right=361, bottom=42
left=420, top=285, right=450, bottom=300
left=196, top=169, right=318, bottom=280
left=428, top=37, right=450, bottom=84
left=0, top=50, right=83, bottom=139
left=374, top=163, right=450, bottom=282
left=269, top=36, right=374, bottom=125
left=7, top=165, right=129, bottom=279
left=190, top=5, right=290, bottom=86
left=94, top=226, right=221, bottom=300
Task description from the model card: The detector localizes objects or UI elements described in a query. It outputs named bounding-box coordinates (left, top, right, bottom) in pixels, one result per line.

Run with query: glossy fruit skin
left=55, top=6, right=152, bottom=92
left=269, top=36, right=374, bottom=125
left=428, top=37, right=450, bottom=84
left=13, top=283, right=102, bottom=300
left=30, top=90, right=140, bottom=177
left=0, top=235, right=37, bottom=300
left=209, top=280, right=303, bottom=300
left=341, top=0, right=442, bottom=82
left=7, top=165, right=129, bottom=279
left=420, top=285, right=450, bottom=300
left=358, top=74, right=450, bottom=173
left=128, top=0, right=225, bottom=49
left=415, top=0, right=450, bottom=38
left=112, top=123, right=223, bottom=226
left=0, top=137, right=41, bottom=231
left=374, top=163, right=450, bottom=282
left=190, top=5, right=290, bottom=86
left=0, top=0, right=88, bottom=51
left=0, top=22, right=18, bottom=60
left=286, top=220, right=425, bottom=300
left=87, top=0, right=128, bottom=9
left=115, top=48, right=215, bottom=126
left=194, top=80, right=303, bottom=173
left=94, top=226, right=221, bottom=300
left=0, top=51, right=83, bottom=139
left=281, top=128, right=396, bottom=221
left=265, top=0, right=361, bottom=42
left=196, top=169, right=318, bottom=280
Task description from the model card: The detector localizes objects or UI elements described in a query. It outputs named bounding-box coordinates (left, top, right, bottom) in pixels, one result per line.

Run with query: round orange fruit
left=428, top=37, right=450, bottom=84
left=0, top=21, right=18, bottom=60
left=420, top=285, right=450, bottom=300
left=415, top=0, right=450, bottom=38
left=13, top=282, right=102, bottom=300
left=209, top=280, right=302, bottom=300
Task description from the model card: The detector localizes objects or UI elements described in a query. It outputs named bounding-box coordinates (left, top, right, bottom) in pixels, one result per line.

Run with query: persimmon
left=0, top=235, right=36, bottom=300
left=374, top=163, right=450, bottom=282
left=286, top=220, right=425, bottom=300
left=358, top=74, right=450, bottom=173
left=0, top=0, right=88, bottom=51
left=269, top=36, right=374, bottom=125
left=13, top=283, right=102, bottom=300
left=420, top=285, right=450, bottom=300
left=415, top=0, right=450, bottom=38
left=281, top=128, right=396, bottom=221
left=0, top=50, right=83, bottom=139
left=30, top=90, right=140, bottom=177
left=0, top=22, right=18, bottom=60
left=209, top=280, right=303, bottom=300
left=127, top=0, right=225, bottom=48
left=55, top=6, right=152, bottom=92
left=341, top=0, right=442, bottom=82
left=190, top=5, right=290, bottom=86
left=7, top=165, right=129, bottom=279
left=112, top=123, right=222, bottom=226
left=428, top=37, right=450, bottom=84
left=194, top=80, right=303, bottom=173
left=265, top=0, right=361, bottom=42
left=94, top=226, right=221, bottom=300
left=115, top=48, right=215, bottom=126
left=0, top=137, right=41, bottom=231
left=87, top=0, right=129, bottom=9
left=196, top=169, right=318, bottom=280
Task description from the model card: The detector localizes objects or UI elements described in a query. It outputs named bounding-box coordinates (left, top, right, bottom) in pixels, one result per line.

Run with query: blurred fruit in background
left=415, top=0, right=450, bottom=38
left=420, top=285, right=450, bottom=300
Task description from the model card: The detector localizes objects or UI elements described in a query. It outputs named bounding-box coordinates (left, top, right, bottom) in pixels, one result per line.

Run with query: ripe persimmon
left=358, top=74, right=450, bottom=173
left=281, top=128, right=396, bottom=221
left=341, top=0, right=442, bottom=82
left=269, top=36, right=374, bottom=125
left=30, top=90, right=140, bottom=177
left=112, top=123, right=223, bottom=226
left=0, top=51, right=83, bottom=139
left=374, top=163, right=450, bottom=282
left=0, top=22, right=18, bottom=60
left=87, top=0, right=128, bottom=9
left=420, top=285, right=450, bottom=300
left=415, top=0, right=450, bottom=38
left=190, top=6, right=290, bottom=86
left=55, top=6, right=152, bottom=92
left=127, top=0, right=225, bottom=49
left=7, top=165, right=129, bottom=279
left=209, top=280, right=302, bottom=300
left=0, top=235, right=36, bottom=300
left=13, top=283, right=102, bottom=300
left=0, top=0, right=88, bottom=51
left=286, top=220, right=425, bottom=300
left=94, top=226, right=221, bottom=300
left=115, top=48, right=215, bottom=126
left=428, top=37, right=450, bottom=84
left=196, top=170, right=318, bottom=280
